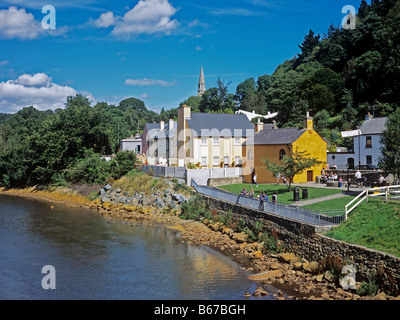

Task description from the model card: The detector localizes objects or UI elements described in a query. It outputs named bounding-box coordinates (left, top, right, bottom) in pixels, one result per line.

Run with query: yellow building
left=242, top=113, right=327, bottom=184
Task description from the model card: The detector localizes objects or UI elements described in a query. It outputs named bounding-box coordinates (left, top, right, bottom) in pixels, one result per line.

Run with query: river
left=0, top=194, right=273, bottom=300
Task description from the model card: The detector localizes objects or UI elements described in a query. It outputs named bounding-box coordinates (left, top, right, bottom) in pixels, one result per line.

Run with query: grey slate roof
left=243, top=128, right=306, bottom=146
left=186, top=113, right=254, bottom=137
left=146, top=122, right=177, bottom=140
left=360, top=117, right=387, bottom=135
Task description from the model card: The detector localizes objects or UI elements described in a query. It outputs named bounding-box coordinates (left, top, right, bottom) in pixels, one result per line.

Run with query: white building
left=327, top=115, right=387, bottom=169
left=120, top=136, right=142, bottom=154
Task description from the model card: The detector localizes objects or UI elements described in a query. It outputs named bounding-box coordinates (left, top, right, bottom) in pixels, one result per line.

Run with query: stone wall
left=203, top=195, right=400, bottom=295
left=207, top=177, right=243, bottom=187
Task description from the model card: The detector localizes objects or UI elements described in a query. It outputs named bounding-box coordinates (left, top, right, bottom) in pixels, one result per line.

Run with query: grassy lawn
left=218, top=183, right=343, bottom=205
left=325, top=198, right=400, bottom=257
left=301, top=195, right=356, bottom=212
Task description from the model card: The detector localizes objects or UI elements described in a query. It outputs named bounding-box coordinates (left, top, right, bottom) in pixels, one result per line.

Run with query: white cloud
left=92, top=0, right=180, bottom=36
left=125, top=78, right=176, bottom=87
left=93, top=11, right=116, bottom=28
left=0, top=6, right=68, bottom=40
left=0, top=6, right=43, bottom=40
left=0, top=73, right=86, bottom=113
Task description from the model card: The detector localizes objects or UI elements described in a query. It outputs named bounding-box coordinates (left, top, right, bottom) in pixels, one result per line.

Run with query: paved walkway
left=289, top=182, right=365, bottom=207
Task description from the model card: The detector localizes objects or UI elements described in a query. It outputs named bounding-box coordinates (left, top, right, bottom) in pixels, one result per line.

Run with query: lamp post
left=346, top=163, right=350, bottom=192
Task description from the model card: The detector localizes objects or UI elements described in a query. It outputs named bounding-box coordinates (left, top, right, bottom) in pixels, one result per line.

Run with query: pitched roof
left=146, top=122, right=177, bottom=140
left=244, top=128, right=306, bottom=145
left=186, top=113, right=254, bottom=137
left=360, top=117, right=387, bottom=135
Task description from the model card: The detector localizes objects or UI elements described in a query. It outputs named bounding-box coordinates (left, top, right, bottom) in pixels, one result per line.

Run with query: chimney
left=255, top=119, right=263, bottom=133
left=304, top=111, right=313, bottom=130
left=160, top=120, right=165, bottom=130
left=169, top=118, right=174, bottom=130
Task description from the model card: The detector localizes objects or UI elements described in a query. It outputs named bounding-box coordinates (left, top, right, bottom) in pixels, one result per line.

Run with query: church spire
left=197, top=65, right=206, bottom=97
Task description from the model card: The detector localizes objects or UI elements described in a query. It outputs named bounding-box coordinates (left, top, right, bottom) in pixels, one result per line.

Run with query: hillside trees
left=233, top=0, right=400, bottom=148
left=0, top=94, right=145, bottom=187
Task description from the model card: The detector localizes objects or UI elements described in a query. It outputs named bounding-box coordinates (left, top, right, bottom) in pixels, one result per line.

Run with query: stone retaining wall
left=203, top=194, right=400, bottom=295
left=207, top=177, right=243, bottom=187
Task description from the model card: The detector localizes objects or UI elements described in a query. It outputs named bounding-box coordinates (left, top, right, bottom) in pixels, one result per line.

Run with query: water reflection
left=0, top=194, right=265, bottom=300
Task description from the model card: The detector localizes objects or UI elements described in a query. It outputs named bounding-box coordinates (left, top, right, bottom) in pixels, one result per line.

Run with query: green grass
left=301, top=195, right=356, bottom=212
left=325, top=198, right=400, bottom=257
left=218, top=183, right=343, bottom=205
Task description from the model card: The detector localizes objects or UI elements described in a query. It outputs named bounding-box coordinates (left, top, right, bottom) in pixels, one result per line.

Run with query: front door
left=307, top=170, right=314, bottom=182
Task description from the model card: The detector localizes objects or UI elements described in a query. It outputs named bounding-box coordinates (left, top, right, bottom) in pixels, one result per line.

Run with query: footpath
left=289, top=182, right=366, bottom=207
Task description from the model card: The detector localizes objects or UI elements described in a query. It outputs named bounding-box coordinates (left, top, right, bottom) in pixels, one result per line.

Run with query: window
left=201, top=137, right=207, bottom=146
left=224, top=156, right=229, bottom=165
left=235, top=156, right=241, bottom=165
left=366, top=136, right=372, bottom=148
left=279, top=149, right=286, bottom=160
left=366, top=155, right=372, bottom=165
left=213, top=156, right=219, bottom=166
left=213, top=137, right=219, bottom=145
left=201, top=157, right=207, bottom=167
left=234, top=137, right=241, bottom=145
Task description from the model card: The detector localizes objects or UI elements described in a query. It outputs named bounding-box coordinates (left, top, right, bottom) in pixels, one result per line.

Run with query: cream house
left=175, top=105, right=254, bottom=168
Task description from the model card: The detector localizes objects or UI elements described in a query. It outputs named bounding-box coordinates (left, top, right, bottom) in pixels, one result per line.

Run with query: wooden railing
left=345, top=185, right=400, bottom=219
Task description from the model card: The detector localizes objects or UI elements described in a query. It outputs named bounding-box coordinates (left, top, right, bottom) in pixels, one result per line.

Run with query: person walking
left=355, top=170, right=363, bottom=188
left=252, top=174, right=258, bottom=187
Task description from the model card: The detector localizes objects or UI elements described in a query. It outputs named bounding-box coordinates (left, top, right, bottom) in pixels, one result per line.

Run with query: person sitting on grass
left=240, top=187, right=247, bottom=196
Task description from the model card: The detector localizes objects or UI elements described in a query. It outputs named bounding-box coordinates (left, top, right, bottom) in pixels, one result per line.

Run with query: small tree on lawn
left=262, top=150, right=324, bottom=191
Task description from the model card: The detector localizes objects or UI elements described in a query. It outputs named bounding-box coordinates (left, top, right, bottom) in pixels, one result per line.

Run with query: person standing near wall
left=271, top=192, right=278, bottom=204
left=355, top=170, right=363, bottom=188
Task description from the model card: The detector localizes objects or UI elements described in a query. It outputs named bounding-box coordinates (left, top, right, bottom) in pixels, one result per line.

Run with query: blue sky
left=0, top=0, right=366, bottom=113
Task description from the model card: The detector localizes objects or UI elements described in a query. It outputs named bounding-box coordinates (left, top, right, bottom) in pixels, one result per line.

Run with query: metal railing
left=345, top=185, right=400, bottom=219
left=191, top=180, right=345, bottom=227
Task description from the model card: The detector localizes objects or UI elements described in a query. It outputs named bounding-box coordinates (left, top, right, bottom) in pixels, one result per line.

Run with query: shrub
left=356, top=280, right=379, bottom=296
left=180, top=194, right=211, bottom=221
left=112, top=151, right=137, bottom=179
left=63, top=149, right=112, bottom=185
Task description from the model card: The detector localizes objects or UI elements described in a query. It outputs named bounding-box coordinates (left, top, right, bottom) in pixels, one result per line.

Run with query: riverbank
left=1, top=185, right=398, bottom=301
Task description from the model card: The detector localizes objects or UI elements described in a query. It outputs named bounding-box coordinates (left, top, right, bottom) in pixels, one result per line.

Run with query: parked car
left=354, top=164, right=380, bottom=170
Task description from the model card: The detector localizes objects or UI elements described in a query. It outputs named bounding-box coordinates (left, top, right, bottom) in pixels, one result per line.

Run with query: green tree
left=378, top=107, right=400, bottom=180
left=235, top=78, right=256, bottom=111
left=199, top=78, right=236, bottom=113
left=262, top=150, right=324, bottom=191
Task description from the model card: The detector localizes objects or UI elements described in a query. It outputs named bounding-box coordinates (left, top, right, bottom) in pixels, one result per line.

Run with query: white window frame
left=201, top=156, right=207, bottom=167
left=234, top=137, right=241, bottom=145
left=201, top=137, right=207, bottom=146
left=213, top=137, right=219, bottom=145
left=213, top=156, right=219, bottom=166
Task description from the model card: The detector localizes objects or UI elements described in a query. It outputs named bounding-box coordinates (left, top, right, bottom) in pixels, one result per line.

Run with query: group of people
left=274, top=173, right=288, bottom=186
left=240, top=187, right=278, bottom=204
left=321, top=171, right=339, bottom=182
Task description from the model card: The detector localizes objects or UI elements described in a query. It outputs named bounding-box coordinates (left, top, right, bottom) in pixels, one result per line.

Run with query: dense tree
left=199, top=78, right=236, bottom=113
left=379, top=107, right=400, bottom=180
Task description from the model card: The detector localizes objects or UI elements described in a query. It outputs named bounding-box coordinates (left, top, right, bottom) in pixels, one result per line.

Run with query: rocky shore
left=1, top=184, right=399, bottom=301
